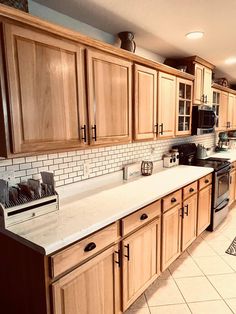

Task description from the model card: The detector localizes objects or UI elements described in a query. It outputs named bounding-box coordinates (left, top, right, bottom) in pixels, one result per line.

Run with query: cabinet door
left=182, top=194, right=198, bottom=251
left=4, top=23, right=87, bottom=154
left=232, top=95, right=236, bottom=128
left=197, top=185, right=212, bottom=235
left=86, top=49, right=132, bottom=146
left=52, top=245, right=121, bottom=314
left=194, top=63, right=204, bottom=104
left=134, top=64, right=157, bottom=141
left=162, top=204, right=182, bottom=271
left=122, top=218, right=161, bottom=310
left=203, top=67, right=212, bottom=104
left=158, top=72, right=176, bottom=138
left=228, top=93, right=236, bottom=129
left=229, top=170, right=236, bottom=206
left=219, top=92, right=228, bottom=130
left=212, top=89, right=220, bottom=130
left=176, top=78, right=193, bottom=136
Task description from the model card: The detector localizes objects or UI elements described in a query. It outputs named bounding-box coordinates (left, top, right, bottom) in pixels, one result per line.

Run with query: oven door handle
left=215, top=198, right=229, bottom=213
left=217, top=166, right=231, bottom=176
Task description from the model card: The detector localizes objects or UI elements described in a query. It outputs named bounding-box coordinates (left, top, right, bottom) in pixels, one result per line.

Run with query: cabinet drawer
left=199, top=174, right=212, bottom=190
left=162, top=189, right=182, bottom=213
left=50, top=222, right=119, bottom=278
left=183, top=181, right=198, bottom=200
left=122, top=200, right=161, bottom=236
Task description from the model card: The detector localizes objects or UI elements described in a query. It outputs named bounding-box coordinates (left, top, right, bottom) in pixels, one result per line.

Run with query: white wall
left=28, top=0, right=164, bottom=63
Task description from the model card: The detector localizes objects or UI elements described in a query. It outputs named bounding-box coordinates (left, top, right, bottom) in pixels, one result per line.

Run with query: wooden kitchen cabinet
left=122, top=218, right=161, bottom=310
left=203, top=67, right=213, bottom=104
left=228, top=93, right=236, bottom=129
left=176, top=78, right=193, bottom=135
left=158, top=72, right=176, bottom=138
left=212, top=89, right=220, bottom=129
left=133, top=64, right=158, bottom=141
left=219, top=91, right=228, bottom=130
left=162, top=204, right=182, bottom=271
left=86, top=49, right=132, bottom=146
left=3, top=23, right=87, bottom=154
left=197, top=184, right=212, bottom=235
left=182, top=193, right=198, bottom=250
left=194, top=63, right=212, bottom=105
left=52, top=244, right=121, bottom=314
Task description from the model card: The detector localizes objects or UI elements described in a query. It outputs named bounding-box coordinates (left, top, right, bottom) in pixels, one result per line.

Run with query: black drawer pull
left=189, top=188, right=194, bottom=192
left=171, top=197, right=177, bottom=203
left=84, top=242, right=96, bottom=252
left=205, top=179, right=209, bottom=184
left=140, top=213, right=148, bottom=220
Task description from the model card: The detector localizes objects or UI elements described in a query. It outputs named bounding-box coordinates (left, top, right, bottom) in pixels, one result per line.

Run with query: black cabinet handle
left=124, top=244, right=130, bottom=261
left=201, top=94, right=205, bottom=102
left=171, top=197, right=177, bottom=203
left=189, top=188, right=194, bottom=193
left=84, top=242, right=96, bottom=252
left=159, top=123, right=164, bottom=135
left=205, top=179, right=209, bottom=184
left=114, top=250, right=121, bottom=267
left=92, top=125, right=97, bottom=141
left=184, top=204, right=189, bottom=216
left=140, top=213, right=148, bottom=220
left=81, top=125, right=87, bottom=143
left=205, top=95, right=208, bottom=103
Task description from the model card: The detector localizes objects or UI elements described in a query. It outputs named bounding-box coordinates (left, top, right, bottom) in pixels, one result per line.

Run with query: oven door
left=214, top=165, right=230, bottom=207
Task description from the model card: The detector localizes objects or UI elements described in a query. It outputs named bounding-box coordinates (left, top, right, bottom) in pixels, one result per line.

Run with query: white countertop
left=4, top=165, right=213, bottom=255
left=209, top=150, right=236, bottom=162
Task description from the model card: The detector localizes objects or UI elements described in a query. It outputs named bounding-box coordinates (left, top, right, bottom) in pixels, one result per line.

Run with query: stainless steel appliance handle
left=215, top=198, right=229, bottom=213
left=217, top=165, right=231, bottom=176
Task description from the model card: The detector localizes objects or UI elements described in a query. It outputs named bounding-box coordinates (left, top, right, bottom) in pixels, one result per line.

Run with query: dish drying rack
left=0, top=190, right=59, bottom=228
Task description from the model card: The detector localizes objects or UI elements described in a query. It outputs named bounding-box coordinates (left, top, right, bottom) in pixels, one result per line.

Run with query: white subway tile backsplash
left=0, top=134, right=216, bottom=187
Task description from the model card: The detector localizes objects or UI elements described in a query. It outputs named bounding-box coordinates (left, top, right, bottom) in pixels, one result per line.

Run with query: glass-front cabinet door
left=176, top=78, right=193, bottom=135
left=212, top=89, right=220, bottom=130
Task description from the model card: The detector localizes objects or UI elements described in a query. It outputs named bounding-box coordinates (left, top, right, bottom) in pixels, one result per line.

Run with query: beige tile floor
left=125, top=206, right=236, bottom=314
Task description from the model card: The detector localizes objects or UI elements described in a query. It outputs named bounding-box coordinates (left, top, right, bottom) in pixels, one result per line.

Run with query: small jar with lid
left=163, top=153, right=174, bottom=168
left=170, top=148, right=179, bottom=166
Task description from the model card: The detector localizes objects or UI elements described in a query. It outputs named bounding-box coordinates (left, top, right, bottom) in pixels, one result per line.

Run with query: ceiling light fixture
left=186, top=31, right=204, bottom=39
left=225, top=57, right=236, bottom=65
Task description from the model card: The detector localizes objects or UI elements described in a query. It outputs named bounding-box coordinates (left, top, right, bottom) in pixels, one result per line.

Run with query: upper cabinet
left=212, top=89, right=220, bottom=130
left=194, top=64, right=212, bottom=105
left=176, top=78, right=193, bottom=136
left=227, top=93, right=236, bottom=129
left=86, top=49, right=132, bottom=146
left=3, top=23, right=87, bottom=154
left=158, top=72, right=176, bottom=138
left=219, top=91, right=228, bottom=130
left=133, top=64, right=157, bottom=141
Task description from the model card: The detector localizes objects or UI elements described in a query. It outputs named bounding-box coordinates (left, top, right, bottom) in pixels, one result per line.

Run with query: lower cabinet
left=197, top=184, right=212, bottom=235
left=229, top=169, right=236, bottom=206
left=52, top=244, right=121, bottom=314
left=182, top=193, right=198, bottom=251
left=162, top=204, right=182, bottom=271
left=122, top=218, right=161, bottom=311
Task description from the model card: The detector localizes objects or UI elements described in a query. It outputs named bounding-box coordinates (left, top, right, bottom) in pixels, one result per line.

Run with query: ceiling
left=34, top=0, right=236, bottom=83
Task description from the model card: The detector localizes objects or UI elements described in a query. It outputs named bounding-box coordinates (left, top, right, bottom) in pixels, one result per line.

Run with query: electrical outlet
left=0, top=171, right=15, bottom=182
left=83, top=161, right=91, bottom=179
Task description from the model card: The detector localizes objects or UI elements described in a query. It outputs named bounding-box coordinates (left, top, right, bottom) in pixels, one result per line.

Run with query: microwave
left=192, top=105, right=216, bottom=135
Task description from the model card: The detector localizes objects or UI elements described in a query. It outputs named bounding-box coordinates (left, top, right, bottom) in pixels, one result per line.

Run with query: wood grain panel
left=134, top=64, right=157, bottom=141
left=86, top=49, right=132, bottom=145
left=51, top=222, right=119, bottom=278
left=162, top=189, right=182, bottom=213
left=197, top=184, right=212, bottom=235
left=158, top=72, right=176, bottom=138
left=52, top=244, right=121, bottom=314
left=4, top=23, right=87, bottom=153
left=122, top=219, right=161, bottom=310
left=199, top=174, right=212, bottom=190
left=183, top=181, right=198, bottom=200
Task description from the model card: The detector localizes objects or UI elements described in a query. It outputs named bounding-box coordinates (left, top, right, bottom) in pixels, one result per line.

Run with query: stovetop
left=188, top=157, right=230, bottom=171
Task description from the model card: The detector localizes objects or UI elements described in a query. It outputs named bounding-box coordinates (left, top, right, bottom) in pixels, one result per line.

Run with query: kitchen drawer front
left=183, top=181, right=198, bottom=200
left=50, top=222, right=119, bottom=278
left=162, top=189, right=182, bottom=213
left=121, top=200, right=161, bottom=236
left=199, top=174, right=212, bottom=190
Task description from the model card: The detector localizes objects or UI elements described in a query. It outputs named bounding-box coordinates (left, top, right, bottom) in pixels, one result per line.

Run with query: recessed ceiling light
left=225, top=57, right=236, bottom=65
left=186, top=31, right=204, bottom=39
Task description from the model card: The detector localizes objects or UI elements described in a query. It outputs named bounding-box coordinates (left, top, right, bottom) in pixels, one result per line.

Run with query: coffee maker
left=216, top=132, right=229, bottom=151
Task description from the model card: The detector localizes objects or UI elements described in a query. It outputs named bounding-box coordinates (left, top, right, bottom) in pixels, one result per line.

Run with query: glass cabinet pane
left=185, top=117, right=190, bottom=130
left=213, top=91, right=217, bottom=104
left=179, top=83, right=185, bottom=98
left=186, top=101, right=191, bottom=115
left=178, top=116, right=184, bottom=131
left=179, top=100, right=185, bottom=115
left=186, top=85, right=191, bottom=100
